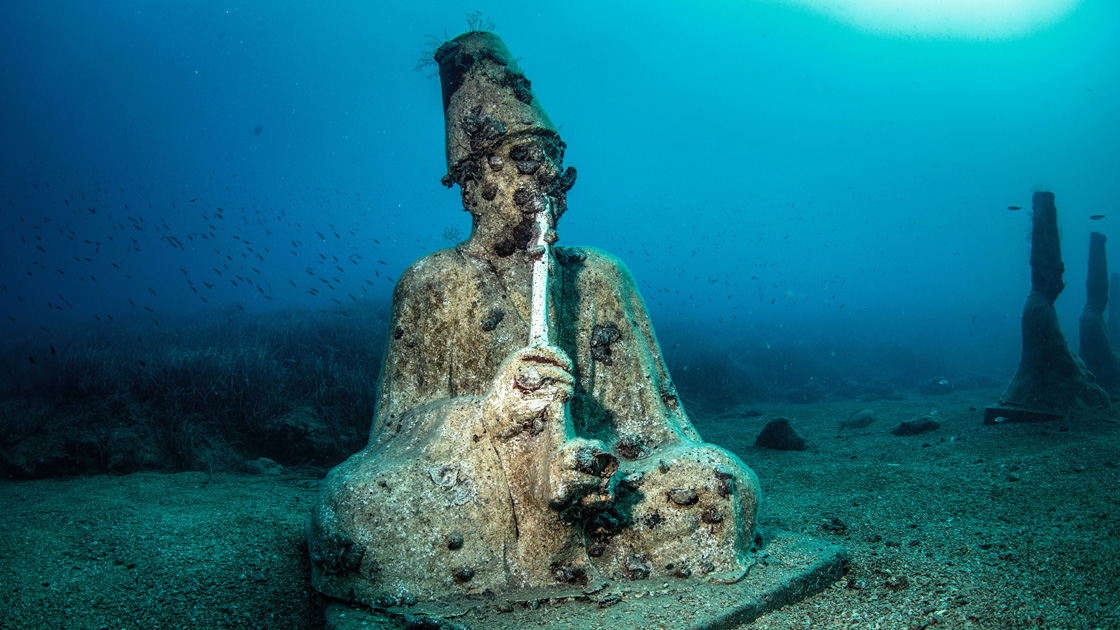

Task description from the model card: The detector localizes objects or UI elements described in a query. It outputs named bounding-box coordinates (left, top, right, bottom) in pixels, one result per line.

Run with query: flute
left=528, top=198, right=556, bottom=347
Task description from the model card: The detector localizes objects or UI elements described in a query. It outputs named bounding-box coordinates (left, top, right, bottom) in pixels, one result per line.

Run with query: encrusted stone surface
left=307, top=29, right=773, bottom=612
left=319, top=529, right=850, bottom=630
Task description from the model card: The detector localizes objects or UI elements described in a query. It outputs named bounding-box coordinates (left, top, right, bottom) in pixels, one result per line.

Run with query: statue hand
left=549, top=439, right=618, bottom=515
left=486, top=345, right=574, bottom=439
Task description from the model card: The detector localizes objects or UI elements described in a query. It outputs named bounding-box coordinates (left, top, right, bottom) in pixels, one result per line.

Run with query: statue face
left=455, top=131, right=574, bottom=258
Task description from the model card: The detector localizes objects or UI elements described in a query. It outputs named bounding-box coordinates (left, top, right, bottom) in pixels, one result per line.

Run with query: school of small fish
left=1, top=169, right=414, bottom=362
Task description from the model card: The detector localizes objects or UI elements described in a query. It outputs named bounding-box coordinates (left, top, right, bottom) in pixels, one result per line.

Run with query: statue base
left=321, top=529, right=848, bottom=630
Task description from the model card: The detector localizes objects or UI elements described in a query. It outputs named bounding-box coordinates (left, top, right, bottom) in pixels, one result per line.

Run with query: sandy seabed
left=2, top=387, right=1118, bottom=630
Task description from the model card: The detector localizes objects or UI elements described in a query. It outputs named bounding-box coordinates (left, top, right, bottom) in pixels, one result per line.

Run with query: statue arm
left=370, top=256, right=455, bottom=437
left=562, top=247, right=701, bottom=444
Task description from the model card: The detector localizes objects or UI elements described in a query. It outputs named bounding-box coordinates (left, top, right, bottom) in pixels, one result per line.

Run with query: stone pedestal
left=320, top=530, right=849, bottom=630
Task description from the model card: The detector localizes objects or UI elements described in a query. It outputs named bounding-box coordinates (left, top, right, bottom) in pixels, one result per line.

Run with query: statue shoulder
left=394, top=248, right=466, bottom=294
left=556, top=245, right=627, bottom=268
left=557, top=246, right=638, bottom=285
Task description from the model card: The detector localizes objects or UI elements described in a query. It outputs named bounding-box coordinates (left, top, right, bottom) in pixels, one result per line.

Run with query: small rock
left=891, top=417, right=941, bottom=436
left=243, top=457, right=284, bottom=475
left=755, top=417, right=807, bottom=451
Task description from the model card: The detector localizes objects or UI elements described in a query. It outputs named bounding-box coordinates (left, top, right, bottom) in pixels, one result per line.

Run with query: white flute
left=528, top=199, right=555, bottom=347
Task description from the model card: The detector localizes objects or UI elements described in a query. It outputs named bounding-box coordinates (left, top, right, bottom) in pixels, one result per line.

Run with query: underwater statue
left=992, top=192, right=1109, bottom=421
left=1079, top=232, right=1120, bottom=398
left=307, top=30, right=762, bottom=610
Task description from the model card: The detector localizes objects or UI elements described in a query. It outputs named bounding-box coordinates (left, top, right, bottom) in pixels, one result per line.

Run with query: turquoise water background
left=2, top=0, right=1118, bottom=376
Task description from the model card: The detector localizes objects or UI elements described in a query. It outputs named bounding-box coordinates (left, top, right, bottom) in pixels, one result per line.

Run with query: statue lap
left=308, top=246, right=760, bottom=604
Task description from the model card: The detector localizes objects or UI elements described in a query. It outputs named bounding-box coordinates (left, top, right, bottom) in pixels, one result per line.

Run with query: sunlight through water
left=777, top=0, right=1083, bottom=38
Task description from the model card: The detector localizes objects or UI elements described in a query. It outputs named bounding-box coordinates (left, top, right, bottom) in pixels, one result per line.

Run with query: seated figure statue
left=307, top=31, right=761, bottom=608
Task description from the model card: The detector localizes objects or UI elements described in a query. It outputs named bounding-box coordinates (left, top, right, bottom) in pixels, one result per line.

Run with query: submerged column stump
left=1109, top=271, right=1120, bottom=346
left=306, top=29, right=846, bottom=629
left=988, top=192, right=1109, bottom=424
left=1079, top=232, right=1120, bottom=398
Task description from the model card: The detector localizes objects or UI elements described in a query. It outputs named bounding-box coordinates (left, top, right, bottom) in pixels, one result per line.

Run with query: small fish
left=939, top=379, right=950, bottom=385
left=1007, top=206, right=1021, bottom=210
left=1091, top=214, right=1105, bottom=220
left=839, top=409, right=877, bottom=430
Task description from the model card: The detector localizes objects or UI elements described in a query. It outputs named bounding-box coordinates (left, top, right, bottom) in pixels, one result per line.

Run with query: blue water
left=2, top=0, right=1118, bottom=379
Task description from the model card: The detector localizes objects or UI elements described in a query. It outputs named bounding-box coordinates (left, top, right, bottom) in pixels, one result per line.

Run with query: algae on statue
left=307, top=30, right=761, bottom=608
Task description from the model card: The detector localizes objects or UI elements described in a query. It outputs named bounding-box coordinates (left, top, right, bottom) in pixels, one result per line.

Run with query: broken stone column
left=994, top=192, right=1109, bottom=419
left=1109, top=271, right=1120, bottom=345
left=307, top=30, right=844, bottom=628
left=1079, top=232, right=1120, bottom=398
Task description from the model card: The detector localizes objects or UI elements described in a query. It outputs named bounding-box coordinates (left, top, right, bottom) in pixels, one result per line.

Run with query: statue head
left=436, top=32, right=576, bottom=259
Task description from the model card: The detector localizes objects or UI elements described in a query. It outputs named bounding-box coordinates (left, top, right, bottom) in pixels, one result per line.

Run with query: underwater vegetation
left=0, top=302, right=388, bottom=478
left=0, top=294, right=1001, bottom=480
left=0, top=285, right=983, bottom=482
